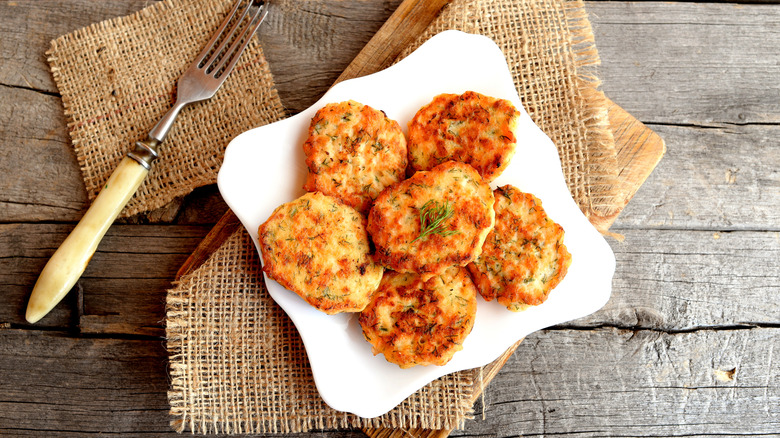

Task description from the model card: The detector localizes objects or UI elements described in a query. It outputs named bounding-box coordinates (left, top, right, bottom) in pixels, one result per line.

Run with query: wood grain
left=175, top=209, right=241, bottom=279
left=462, top=327, right=780, bottom=437
left=589, top=1, right=780, bottom=231
left=587, top=98, right=666, bottom=232
left=590, top=2, right=780, bottom=126
left=260, top=0, right=405, bottom=113
left=335, top=0, right=451, bottom=84
left=0, top=85, right=87, bottom=222
left=578, top=229, right=780, bottom=330
left=610, top=99, right=666, bottom=196
left=0, top=0, right=152, bottom=93
left=1, top=1, right=779, bottom=437
left=2, top=326, right=776, bottom=436
left=0, top=328, right=177, bottom=436
left=0, top=223, right=210, bottom=335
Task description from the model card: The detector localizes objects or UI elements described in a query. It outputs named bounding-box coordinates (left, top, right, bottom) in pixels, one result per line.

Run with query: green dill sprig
left=411, top=200, right=458, bottom=243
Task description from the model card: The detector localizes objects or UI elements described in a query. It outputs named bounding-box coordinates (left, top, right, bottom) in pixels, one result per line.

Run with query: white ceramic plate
left=218, top=30, right=615, bottom=418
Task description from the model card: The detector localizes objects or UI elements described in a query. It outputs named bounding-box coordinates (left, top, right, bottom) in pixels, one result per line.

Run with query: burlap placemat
left=165, top=0, right=619, bottom=434
left=47, top=0, right=286, bottom=218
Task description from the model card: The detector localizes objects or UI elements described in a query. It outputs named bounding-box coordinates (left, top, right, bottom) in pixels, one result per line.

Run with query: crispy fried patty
left=407, top=91, right=521, bottom=182
left=467, top=185, right=571, bottom=311
left=358, top=267, right=478, bottom=368
left=367, top=161, right=495, bottom=276
left=303, top=100, right=408, bottom=214
left=258, top=192, right=384, bottom=314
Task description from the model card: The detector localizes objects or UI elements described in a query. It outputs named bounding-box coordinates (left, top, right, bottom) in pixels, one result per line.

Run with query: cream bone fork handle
left=26, top=0, right=269, bottom=324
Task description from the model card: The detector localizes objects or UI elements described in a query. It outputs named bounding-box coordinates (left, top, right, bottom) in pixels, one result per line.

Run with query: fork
left=26, top=0, right=270, bottom=324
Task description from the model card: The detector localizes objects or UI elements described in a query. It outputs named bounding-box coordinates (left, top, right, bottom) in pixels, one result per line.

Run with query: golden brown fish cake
left=358, top=267, right=478, bottom=368
left=303, top=100, right=408, bottom=214
left=367, top=161, right=495, bottom=276
left=407, top=91, right=521, bottom=183
left=467, top=185, right=572, bottom=311
left=258, top=192, right=384, bottom=314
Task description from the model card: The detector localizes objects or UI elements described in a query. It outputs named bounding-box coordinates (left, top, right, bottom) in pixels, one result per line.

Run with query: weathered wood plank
left=13, top=0, right=777, bottom=131
left=0, top=331, right=172, bottom=436
left=0, top=224, right=210, bottom=334
left=1, top=224, right=79, bottom=328
left=588, top=2, right=780, bottom=231
left=580, top=228, right=780, bottom=330
left=334, top=0, right=451, bottom=84
left=588, top=1, right=780, bottom=125
left=0, top=0, right=152, bottom=93
left=455, top=327, right=780, bottom=437
left=0, top=328, right=364, bottom=437
left=0, top=85, right=87, bottom=222
left=2, top=327, right=777, bottom=437
left=169, top=184, right=230, bottom=225
left=77, top=225, right=210, bottom=336
left=591, top=98, right=666, bottom=232
left=0, top=328, right=206, bottom=437
left=260, top=0, right=403, bottom=113
left=610, top=123, right=780, bottom=230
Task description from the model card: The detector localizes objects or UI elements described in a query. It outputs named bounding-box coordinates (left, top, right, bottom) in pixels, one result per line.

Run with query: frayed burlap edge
left=563, top=1, right=624, bottom=222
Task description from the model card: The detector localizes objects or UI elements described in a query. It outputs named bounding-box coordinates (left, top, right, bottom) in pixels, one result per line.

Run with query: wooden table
left=2, top=1, right=778, bottom=436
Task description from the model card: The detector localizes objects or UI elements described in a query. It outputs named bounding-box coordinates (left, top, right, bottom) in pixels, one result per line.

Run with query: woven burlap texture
left=165, top=0, right=618, bottom=434
left=46, top=0, right=286, bottom=218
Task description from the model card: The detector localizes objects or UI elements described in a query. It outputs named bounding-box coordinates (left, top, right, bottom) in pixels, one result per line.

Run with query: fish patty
left=367, top=161, right=495, bottom=276
left=407, top=91, right=521, bottom=182
left=303, top=100, right=408, bottom=214
left=258, top=192, right=384, bottom=314
left=467, top=185, right=572, bottom=311
left=358, top=267, right=478, bottom=368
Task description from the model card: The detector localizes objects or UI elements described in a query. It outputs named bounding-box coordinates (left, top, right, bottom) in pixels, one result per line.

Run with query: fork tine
left=192, top=0, right=246, bottom=68
left=202, top=0, right=254, bottom=71
left=210, top=2, right=268, bottom=79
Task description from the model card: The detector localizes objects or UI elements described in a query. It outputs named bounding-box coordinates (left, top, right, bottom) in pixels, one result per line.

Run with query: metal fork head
left=178, top=0, right=269, bottom=103
left=147, top=0, right=268, bottom=143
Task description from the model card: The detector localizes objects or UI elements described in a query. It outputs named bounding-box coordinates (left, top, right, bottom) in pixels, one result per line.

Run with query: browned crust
left=258, top=192, right=383, bottom=314
left=302, top=100, right=407, bottom=214
left=467, top=185, right=572, bottom=310
left=358, top=267, right=477, bottom=368
left=407, top=91, right=520, bottom=182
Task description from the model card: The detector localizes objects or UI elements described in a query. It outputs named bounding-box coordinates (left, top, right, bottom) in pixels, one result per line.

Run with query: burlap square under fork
left=166, top=0, right=619, bottom=434
left=47, top=0, right=286, bottom=218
